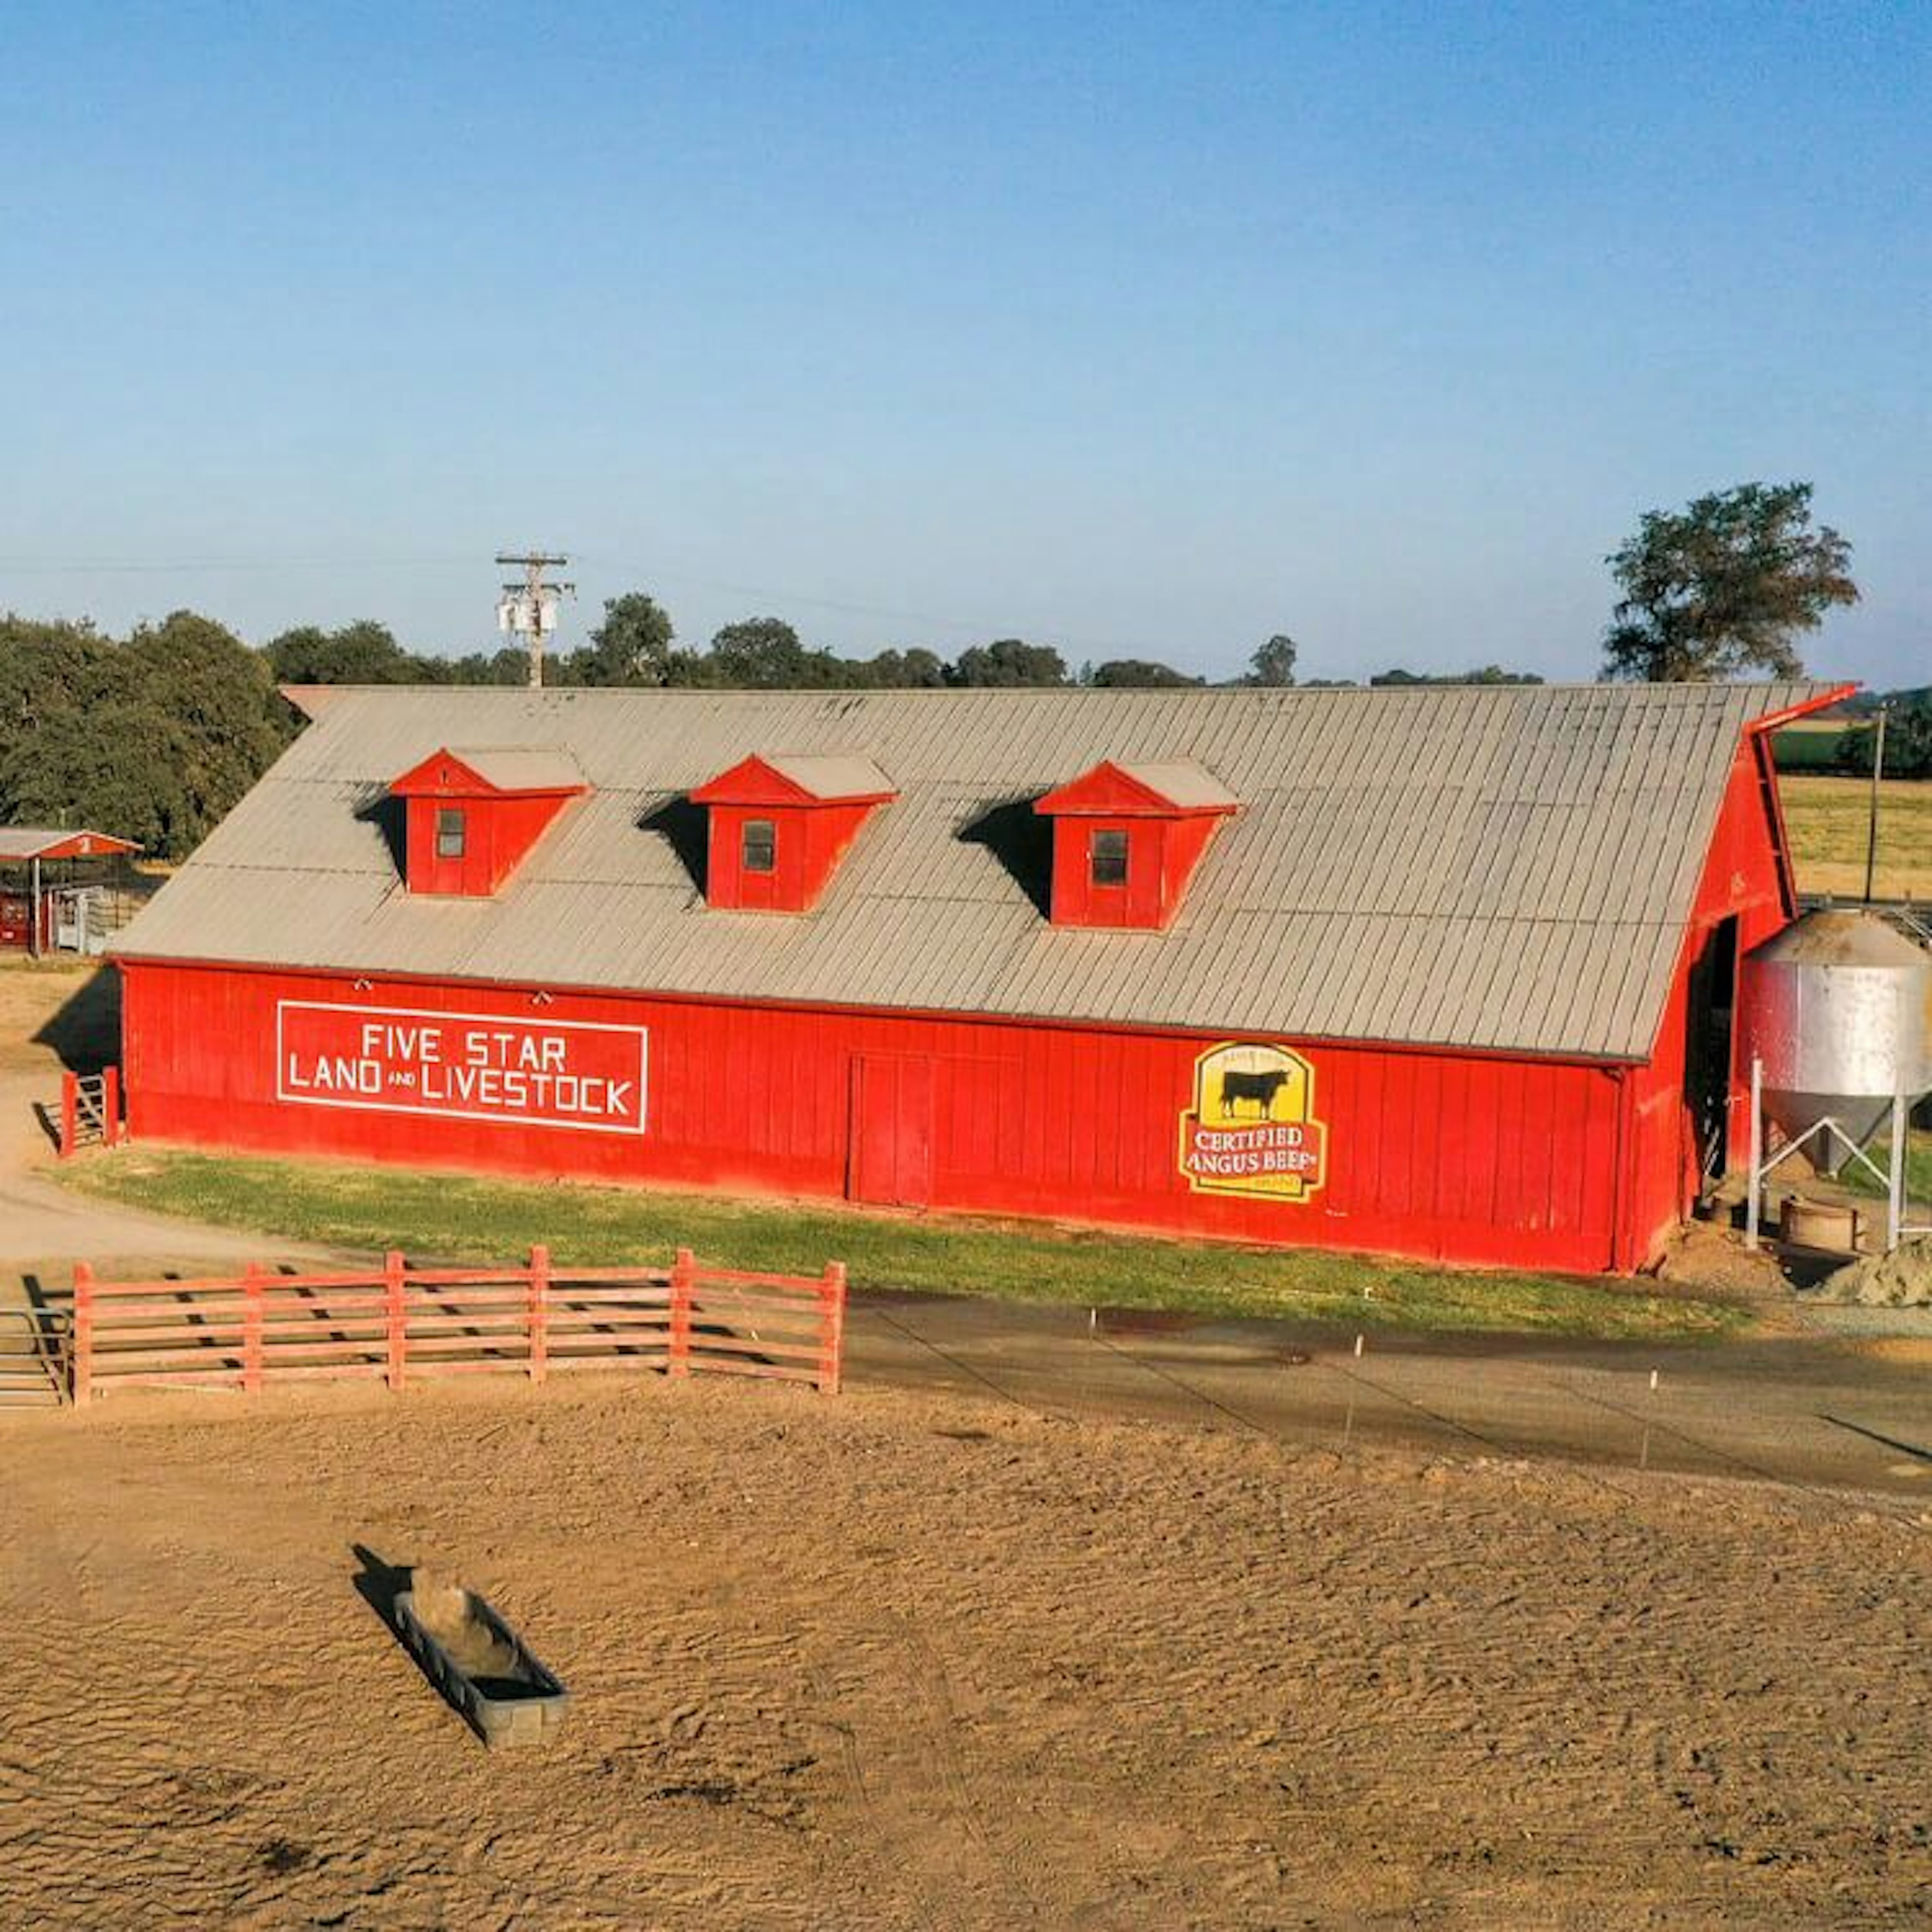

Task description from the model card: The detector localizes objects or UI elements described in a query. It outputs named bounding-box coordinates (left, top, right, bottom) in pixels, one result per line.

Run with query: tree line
left=0, top=477, right=1898, bottom=859
left=0, top=611, right=288, bottom=859
left=1835, top=695, right=1932, bottom=780
left=0, top=606, right=1550, bottom=860
left=265, top=606, right=1543, bottom=695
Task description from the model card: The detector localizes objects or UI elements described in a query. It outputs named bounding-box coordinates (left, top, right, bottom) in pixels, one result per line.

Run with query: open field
left=1781, top=773, right=1932, bottom=900
left=1, top=1373, right=1926, bottom=1928
left=66, top=1146, right=1747, bottom=1341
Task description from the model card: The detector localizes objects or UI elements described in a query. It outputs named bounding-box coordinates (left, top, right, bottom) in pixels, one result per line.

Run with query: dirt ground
left=0, top=962, right=334, bottom=1276
left=1, top=1375, right=1926, bottom=1930
left=0, top=956, right=118, bottom=1077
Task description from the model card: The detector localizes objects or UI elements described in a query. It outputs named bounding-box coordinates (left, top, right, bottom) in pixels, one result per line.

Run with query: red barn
left=110, top=681, right=1843, bottom=1273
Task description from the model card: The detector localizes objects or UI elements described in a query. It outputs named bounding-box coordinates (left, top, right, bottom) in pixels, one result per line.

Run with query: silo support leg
left=1745, top=1057, right=1763, bottom=1251
left=1888, top=1093, right=1906, bottom=1255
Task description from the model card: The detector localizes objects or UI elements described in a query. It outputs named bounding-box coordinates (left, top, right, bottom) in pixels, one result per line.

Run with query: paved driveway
left=845, top=1291, right=1932, bottom=1507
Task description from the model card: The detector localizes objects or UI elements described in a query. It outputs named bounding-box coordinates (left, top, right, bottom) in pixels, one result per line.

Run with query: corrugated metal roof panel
left=111, top=682, right=1826, bottom=1060
left=1113, top=760, right=1240, bottom=809
left=444, top=747, right=587, bottom=793
left=759, top=753, right=897, bottom=799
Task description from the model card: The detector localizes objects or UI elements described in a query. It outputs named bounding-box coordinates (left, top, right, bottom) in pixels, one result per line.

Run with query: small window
left=1090, top=828, right=1129, bottom=887
left=435, top=808, right=466, bottom=860
left=742, top=818, right=776, bottom=874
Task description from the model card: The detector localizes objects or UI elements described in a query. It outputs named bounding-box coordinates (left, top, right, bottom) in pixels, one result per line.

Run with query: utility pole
left=495, top=551, right=575, bottom=688
left=1863, top=703, right=1888, bottom=903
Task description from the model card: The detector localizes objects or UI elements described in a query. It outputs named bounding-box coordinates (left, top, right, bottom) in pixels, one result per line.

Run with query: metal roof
left=758, top=754, right=898, bottom=800
left=437, top=747, right=587, bottom=793
left=111, top=682, right=1831, bottom=1060
left=1110, top=760, right=1240, bottom=810
left=0, top=827, right=140, bottom=861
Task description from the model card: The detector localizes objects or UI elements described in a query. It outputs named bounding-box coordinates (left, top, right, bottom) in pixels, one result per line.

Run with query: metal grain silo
left=1739, top=910, right=1932, bottom=1173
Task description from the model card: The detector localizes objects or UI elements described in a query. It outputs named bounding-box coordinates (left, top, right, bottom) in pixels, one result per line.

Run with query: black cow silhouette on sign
left=1217, top=1068, right=1290, bottom=1120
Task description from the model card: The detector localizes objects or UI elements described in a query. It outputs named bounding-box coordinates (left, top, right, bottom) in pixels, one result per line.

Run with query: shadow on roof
left=354, top=791, right=408, bottom=878
left=957, top=795, right=1053, bottom=921
left=640, top=796, right=708, bottom=897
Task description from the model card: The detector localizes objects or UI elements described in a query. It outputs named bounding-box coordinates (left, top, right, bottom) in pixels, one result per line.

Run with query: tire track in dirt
left=1, top=1379, right=1927, bottom=1926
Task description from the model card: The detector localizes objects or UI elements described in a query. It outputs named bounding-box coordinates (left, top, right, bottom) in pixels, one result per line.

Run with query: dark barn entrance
left=1685, top=913, right=1740, bottom=1186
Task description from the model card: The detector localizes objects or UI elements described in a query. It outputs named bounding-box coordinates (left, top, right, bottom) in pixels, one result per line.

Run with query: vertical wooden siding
left=121, top=957, right=1627, bottom=1271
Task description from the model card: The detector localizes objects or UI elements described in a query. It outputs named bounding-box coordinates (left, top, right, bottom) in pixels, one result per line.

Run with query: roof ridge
left=300, top=678, right=1831, bottom=697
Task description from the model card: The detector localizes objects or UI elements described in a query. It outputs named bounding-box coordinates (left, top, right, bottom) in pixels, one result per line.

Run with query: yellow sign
left=1177, top=1042, right=1327, bottom=1201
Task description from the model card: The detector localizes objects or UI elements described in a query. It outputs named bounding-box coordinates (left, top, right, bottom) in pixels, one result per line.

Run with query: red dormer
left=1033, top=760, right=1237, bottom=929
left=690, top=754, right=896, bottom=913
left=387, top=746, right=587, bottom=897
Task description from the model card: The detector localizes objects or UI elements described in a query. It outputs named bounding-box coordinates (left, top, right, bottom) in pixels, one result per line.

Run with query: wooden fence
left=58, top=1069, right=122, bottom=1159
left=68, top=1247, right=847, bottom=1403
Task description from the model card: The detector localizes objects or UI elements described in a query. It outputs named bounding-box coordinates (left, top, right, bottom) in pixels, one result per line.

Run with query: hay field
left=1781, top=774, right=1932, bottom=900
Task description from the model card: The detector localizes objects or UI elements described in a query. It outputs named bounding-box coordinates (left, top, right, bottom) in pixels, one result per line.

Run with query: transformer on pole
left=495, top=551, right=576, bottom=688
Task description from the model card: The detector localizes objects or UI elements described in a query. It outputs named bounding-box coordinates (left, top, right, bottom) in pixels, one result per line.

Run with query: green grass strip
left=63, top=1148, right=1748, bottom=1343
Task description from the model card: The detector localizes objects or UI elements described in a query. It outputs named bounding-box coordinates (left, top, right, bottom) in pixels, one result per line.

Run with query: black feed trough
left=391, top=1575, right=571, bottom=1748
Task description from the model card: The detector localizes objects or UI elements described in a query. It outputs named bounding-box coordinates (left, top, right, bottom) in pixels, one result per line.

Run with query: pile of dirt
left=1649, top=1217, right=1791, bottom=1300
left=1816, top=1236, right=1932, bottom=1307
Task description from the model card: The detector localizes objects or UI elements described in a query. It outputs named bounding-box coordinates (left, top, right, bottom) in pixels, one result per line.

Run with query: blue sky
left=4, top=2, right=1925, bottom=685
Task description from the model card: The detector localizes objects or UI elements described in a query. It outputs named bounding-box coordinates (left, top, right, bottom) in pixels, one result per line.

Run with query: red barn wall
left=1619, top=733, right=1795, bottom=1265
left=120, top=958, right=1630, bottom=1272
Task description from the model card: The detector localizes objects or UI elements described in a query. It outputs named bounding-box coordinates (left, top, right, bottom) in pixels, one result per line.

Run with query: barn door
left=848, top=1055, right=935, bottom=1208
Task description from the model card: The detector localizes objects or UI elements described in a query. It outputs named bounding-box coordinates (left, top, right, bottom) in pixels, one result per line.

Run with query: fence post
left=528, top=1244, right=549, bottom=1385
left=59, top=1072, right=77, bottom=1161
left=819, top=1260, right=848, bottom=1397
left=71, top=1261, right=93, bottom=1404
left=242, top=1261, right=265, bottom=1395
left=103, top=1067, right=122, bottom=1149
left=668, top=1246, right=694, bottom=1378
left=385, top=1250, right=407, bottom=1393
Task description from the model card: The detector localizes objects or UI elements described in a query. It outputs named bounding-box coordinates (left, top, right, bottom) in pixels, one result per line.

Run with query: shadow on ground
left=31, top=970, right=121, bottom=1074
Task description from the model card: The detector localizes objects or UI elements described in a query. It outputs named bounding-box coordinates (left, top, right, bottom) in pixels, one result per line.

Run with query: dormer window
left=387, top=745, right=588, bottom=898
left=690, top=753, right=897, bottom=913
left=1034, top=760, right=1237, bottom=930
left=742, top=818, right=777, bottom=874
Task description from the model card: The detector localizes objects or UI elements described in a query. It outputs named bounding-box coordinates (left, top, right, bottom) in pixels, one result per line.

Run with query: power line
left=0, top=554, right=482, bottom=574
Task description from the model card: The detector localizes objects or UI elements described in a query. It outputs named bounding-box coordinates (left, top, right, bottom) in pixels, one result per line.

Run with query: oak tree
left=1603, top=482, right=1857, bottom=681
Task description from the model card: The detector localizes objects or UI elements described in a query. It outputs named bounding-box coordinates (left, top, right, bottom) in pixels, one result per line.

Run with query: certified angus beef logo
left=1177, top=1042, right=1327, bottom=1201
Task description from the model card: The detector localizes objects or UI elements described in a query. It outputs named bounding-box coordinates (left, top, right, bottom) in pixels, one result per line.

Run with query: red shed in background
left=110, top=682, right=1846, bottom=1274
left=1, top=827, right=143, bottom=955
